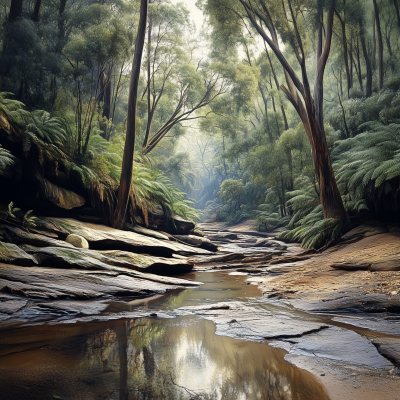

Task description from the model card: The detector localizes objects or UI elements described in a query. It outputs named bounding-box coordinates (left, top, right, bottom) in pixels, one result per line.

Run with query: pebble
left=320, top=373, right=325, bottom=376
left=150, top=313, right=157, bottom=317
left=391, top=291, right=398, bottom=295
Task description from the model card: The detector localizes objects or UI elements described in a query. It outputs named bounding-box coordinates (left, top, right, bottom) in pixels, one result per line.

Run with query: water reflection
left=0, top=316, right=330, bottom=400
left=107, top=271, right=263, bottom=314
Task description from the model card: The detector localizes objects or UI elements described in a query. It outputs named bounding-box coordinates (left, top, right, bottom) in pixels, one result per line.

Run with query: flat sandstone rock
left=34, top=217, right=211, bottom=256
left=0, top=263, right=198, bottom=300
left=0, top=241, right=37, bottom=266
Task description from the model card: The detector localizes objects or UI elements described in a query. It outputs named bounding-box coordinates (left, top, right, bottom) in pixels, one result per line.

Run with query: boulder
left=191, top=253, right=246, bottom=265
left=0, top=225, right=73, bottom=248
left=254, top=238, right=272, bottom=247
left=189, top=227, right=205, bottom=237
left=66, top=234, right=89, bottom=249
left=43, top=178, right=85, bottom=210
left=34, top=217, right=212, bottom=257
left=21, top=246, right=195, bottom=276
left=369, top=257, right=400, bottom=272
left=127, top=224, right=169, bottom=241
left=269, top=254, right=312, bottom=265
left=370, top=338, right=400, bottom=366
left=149, top=206, right=196, bottom=234
left=0, top=242, right=37, bottom=266
left=0, top=293, right=27, bottom=314
left=207, top=233, right=238, bottom=241
left=173, top=235, right=218, bottom=252
left=330, top=262, right=371, bottom=271
left=0, top=263, right=199, bottom=300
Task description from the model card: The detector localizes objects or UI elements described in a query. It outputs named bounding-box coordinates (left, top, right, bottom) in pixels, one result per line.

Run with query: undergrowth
left=0, top=92, right=198, bottom=223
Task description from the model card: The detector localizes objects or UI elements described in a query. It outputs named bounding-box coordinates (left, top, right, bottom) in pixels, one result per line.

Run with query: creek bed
left=0, top=271, right=398, bottom=400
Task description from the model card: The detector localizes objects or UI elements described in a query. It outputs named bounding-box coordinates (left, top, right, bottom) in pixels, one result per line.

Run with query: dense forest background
left=1, top=0, right=400, bottom=247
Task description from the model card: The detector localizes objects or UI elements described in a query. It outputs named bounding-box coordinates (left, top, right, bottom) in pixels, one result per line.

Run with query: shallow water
left=106, top=271, right=264, bottom=313
left=0, top=271, right=334, bottom=400
left=0, top=316, right=331, bottom=400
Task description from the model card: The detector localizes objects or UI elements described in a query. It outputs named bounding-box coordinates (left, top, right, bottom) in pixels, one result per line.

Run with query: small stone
left=391, top=291, right=398, bottom=296
left=65, top=234, right=89, bottom=249
left=150, top=313, right=157, bottom=317
left=320, top=373, right=325, bottom=376
left=246, top=282, right=251, bottom=285
left=229, top=319, right=237, bottom=323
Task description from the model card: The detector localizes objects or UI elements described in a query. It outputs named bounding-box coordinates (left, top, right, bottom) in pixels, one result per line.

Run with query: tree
left=32, top=0, right=42, bottom=22
left=359, top=8, right=373, bottom=97
left=219, top=179, right=244, bottom=213
left=205, top=0, right=346, bottom=225
left=373, top=0, right=384, bottom=90
left=9, top=0, right=23, bottom=21
left=335, top=1, right=352, bottom=97
left=113, top=0, right=148, bottom=229
left=140, top=2, right=228, bottom=154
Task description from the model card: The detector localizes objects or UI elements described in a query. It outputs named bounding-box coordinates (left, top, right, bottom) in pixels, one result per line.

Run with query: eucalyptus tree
left=62, top=3, right=132, bottom=156
left=140, top=1, right=228, bottom=155
left=202, top=0, right=348, bottom=228
left=373, top=0, right=384, bottom=90
left=113, top=0, right=148, bottom=229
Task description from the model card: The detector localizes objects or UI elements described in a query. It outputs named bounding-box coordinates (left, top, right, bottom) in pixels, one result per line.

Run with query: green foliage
left=22, top=210, right=37, bottom=229
left=4, top=202, right=20, bottom=220
left=0, top=202, right=36, bottom=229
left=0, top=145, right=15, bottom=173
left=131, top=161, right=199, bottom=223
left=333, top=122, right=400, bottom=213
left=218, top=179, right=244, bottom=205
left=0, top=92, right=198, bottom=224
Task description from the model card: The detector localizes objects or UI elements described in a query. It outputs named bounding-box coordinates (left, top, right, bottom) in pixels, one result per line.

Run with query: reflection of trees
left=0, top=316, right=329, bottom=400
left=82, top=316, right=330, bottom=400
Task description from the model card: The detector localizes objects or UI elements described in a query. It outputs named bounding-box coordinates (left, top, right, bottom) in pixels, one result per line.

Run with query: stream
left=0, top=270, right=397, bottom=400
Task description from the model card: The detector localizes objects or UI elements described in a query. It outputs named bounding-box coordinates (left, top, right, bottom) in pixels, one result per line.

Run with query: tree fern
left=0, top=145, right=15, bottom=173
left=0, top=92, right=198, bottom=225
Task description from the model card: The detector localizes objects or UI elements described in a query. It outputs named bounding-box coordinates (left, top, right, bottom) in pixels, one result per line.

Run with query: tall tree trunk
left=373, top=0, right=384, bottom=90
left=394, top=0, right=400, bottom=28
left=143, top=0, right=153, bottom=148
left=335, top=8, right=352, bottom=97
left=355, top=36, right=363, bottom=92
left=258, top=84, right=273, bottom=142
left=57, top=0, right=68, bottom=51
left=349, top=36, right=353, bottom=89
left=9, top=0, right=23, bottom=21
left=241, top=0, right=346, bottom=223
left=360, top=17, right=373, bottom=97
left=270, top=95, right=281, bottom=137
left=113, top=0, right=148, bottom=229
left=32, top=0, right=41, bottom=21
left=372, top=13, right=377, bottom=70
left=265, top=48, right=289, bottom=129
left=311, top=7, right=346, bottom=221
left=99, top=69, right=112, bottom=139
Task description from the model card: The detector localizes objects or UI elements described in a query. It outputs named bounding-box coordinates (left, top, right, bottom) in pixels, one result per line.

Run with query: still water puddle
left=0, top=316, right=330, bottom=400
left=106, top=271, right=264, bottom=313
left=0, top=271, right=333, bottom=399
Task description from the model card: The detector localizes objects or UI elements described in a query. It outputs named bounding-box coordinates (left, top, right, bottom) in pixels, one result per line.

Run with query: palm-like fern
left=131, top=162, right=199, bottom=223
left=0, top=145, right=15, bottom=173
left=0, top=92, right=198, bottom=225
left=333, top=122, right=400, bottom=209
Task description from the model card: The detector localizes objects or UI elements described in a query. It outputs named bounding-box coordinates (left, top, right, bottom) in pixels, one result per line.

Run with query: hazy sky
left=171, top=0, right=204, bottom=30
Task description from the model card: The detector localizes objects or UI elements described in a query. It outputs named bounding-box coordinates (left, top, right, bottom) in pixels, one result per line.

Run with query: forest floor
left=197, top=220, right=400, bottom=400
